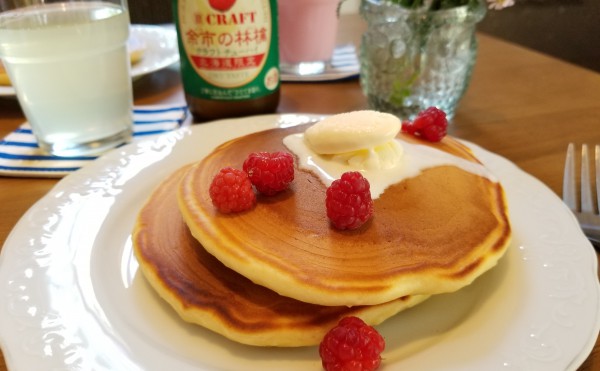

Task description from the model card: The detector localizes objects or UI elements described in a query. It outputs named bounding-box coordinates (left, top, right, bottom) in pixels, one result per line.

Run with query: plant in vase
left=359, top=0, right=514, bottom=121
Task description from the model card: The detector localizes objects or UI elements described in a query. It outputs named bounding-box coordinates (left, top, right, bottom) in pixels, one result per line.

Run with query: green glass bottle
left=174, top=0, right=280, bottom=122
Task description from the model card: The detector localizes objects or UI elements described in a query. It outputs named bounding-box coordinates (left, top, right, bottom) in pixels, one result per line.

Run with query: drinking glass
left=0, top=0, right=133, bottom=157
left=277, top=0, right=340, bottom=76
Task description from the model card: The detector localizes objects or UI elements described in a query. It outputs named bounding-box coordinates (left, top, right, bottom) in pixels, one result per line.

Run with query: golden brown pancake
left=0, top=61, right=10, bottom=86
left=133, top=166, right=429, bottom=347
left=128, top=37, right=145, bottom=65
left=178, top=124, right=511, bottom=307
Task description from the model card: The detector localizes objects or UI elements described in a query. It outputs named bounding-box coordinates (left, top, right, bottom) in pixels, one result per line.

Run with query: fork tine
left=563, top=143, right=577, bottom=210
left=581, top=144, right=594, bottom=213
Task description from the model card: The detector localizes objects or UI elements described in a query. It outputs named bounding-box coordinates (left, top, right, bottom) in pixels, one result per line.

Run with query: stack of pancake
left=132, top=118, right=511, bottom=347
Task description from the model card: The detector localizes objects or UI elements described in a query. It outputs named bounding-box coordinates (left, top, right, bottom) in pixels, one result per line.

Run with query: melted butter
left=283, top=133, right=497, bottom=199
left=330, top=140, right=403, bottom=171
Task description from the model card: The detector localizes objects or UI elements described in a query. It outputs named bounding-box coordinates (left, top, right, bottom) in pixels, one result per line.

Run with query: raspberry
left=319, top=316, right=385, bottom=371
left=209, top=167, right=256, bottom=213
left=401, top=106, right=448, bottom=142
left=243, top=151, right=295, bottom=196
left=326, top=172, right=373, bottom=230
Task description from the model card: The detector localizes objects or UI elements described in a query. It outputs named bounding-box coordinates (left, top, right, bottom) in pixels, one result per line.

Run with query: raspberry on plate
left=209, top=167, right=256, bottom=213
left=401, top=106, right=448, bottom=142
left=326, top=172, right=373, bottom=230
left=243, top=151, right=295, bottom=196
left=319, top=316, right=385, bottom=371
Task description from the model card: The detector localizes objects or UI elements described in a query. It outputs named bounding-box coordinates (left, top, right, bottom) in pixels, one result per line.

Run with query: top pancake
left=178, top=123, right=511, bottom=307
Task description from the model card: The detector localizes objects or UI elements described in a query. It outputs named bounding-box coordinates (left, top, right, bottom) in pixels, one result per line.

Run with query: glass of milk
left=277, top=0, right=340, bottom=77
left=0, top=0, right=133, bottom=157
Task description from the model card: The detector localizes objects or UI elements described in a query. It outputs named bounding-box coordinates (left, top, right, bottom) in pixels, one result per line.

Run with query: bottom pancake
left=133, top=166, right=429, bottom=347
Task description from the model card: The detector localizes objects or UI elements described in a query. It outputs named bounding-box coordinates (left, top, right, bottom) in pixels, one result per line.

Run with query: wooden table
left=1, top=14, right=599, bottom=371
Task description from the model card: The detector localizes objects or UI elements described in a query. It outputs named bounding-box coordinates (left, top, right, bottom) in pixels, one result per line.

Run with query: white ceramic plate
left=280, top=45, right=359, bottom=82
left=128, top=24, right=179, bottom=80
left=0, top=114, right=599, bottom=371
left=0, top=24, right=179, bottom=97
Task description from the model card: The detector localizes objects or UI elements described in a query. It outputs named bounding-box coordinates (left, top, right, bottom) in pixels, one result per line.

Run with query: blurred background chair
left=128, top=0, right=173, bottom=24
left=478, top=0, right=600, bottom=72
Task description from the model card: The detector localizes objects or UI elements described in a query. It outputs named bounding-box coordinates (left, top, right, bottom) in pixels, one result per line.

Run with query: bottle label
left=176, top=0, right=279, bottom=100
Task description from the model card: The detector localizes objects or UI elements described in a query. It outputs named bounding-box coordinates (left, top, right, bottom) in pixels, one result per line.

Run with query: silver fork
left=562, top=143, right=600, bottom=248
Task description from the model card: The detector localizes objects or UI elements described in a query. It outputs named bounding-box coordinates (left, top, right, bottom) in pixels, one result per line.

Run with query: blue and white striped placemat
left=280, top=44, right=360, bottom=82
left=0, top=104, right=189, bottom=178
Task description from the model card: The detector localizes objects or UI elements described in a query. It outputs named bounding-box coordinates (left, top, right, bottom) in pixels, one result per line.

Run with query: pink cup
left=278, top=0, right=340, bottom=75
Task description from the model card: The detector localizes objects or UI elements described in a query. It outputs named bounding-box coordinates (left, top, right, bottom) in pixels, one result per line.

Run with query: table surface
left=1, top=14, right=599, bottom=371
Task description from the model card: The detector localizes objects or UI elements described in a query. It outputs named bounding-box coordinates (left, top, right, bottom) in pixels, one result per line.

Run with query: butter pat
left=304, top=110, right=401, bottom=154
